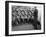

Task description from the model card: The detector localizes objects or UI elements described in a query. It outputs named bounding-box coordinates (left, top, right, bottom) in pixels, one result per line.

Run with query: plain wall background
left=0, top=0, right=46, bottom=37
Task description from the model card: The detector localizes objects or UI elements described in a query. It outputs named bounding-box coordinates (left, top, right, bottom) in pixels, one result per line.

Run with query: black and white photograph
left=12, top=6, right=41, bottom=31
left=5, top=1, right=45, bottom=36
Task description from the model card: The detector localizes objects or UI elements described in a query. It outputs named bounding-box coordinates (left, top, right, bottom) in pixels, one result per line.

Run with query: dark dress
left=33, top=9, right=38, bottom=29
